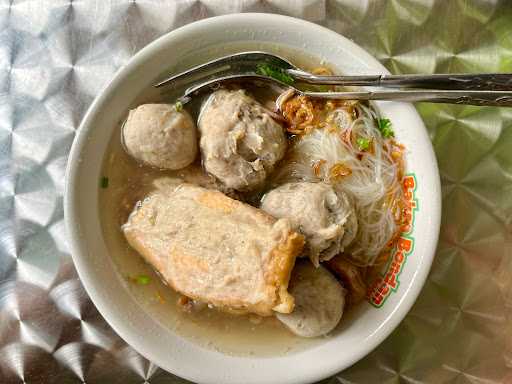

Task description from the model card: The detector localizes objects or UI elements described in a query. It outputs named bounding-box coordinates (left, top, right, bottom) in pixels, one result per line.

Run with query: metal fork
left=155, top=51, right=512, bottom=107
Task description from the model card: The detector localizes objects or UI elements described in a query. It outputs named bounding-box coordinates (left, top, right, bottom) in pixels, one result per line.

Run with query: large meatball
left=198, top=89, right=287, bottom=191
left=261, top=182, right=358, bottom=266
left=122, top=103, right=197, bottom=170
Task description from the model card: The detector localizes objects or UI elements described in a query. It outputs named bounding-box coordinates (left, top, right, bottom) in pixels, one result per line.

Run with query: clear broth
left=99, top=43, right=336, bottom=356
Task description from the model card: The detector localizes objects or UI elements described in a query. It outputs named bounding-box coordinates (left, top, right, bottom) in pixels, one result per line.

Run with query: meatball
left=122, top=103, right=197, bottom=170
left=198, top=89, right=287, bottom=191
left=276, top=261, right=346, bottom=338
left=261, top=182, right=358, bottom=266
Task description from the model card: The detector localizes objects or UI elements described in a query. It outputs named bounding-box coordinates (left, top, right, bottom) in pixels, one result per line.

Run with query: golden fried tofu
left=123, top=181, right=304, bottom=316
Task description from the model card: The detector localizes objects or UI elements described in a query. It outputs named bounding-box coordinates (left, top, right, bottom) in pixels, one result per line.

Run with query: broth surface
left=99, top=43, right=333, bottom=356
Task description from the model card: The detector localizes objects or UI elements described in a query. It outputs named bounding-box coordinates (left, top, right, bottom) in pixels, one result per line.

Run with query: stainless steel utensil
left=176, top=74, right=512, bottom=108
left=155, top=51, right=512, bottom=107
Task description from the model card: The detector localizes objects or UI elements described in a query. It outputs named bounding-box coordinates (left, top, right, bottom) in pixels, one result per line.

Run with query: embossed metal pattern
left=1, top=1, right=511, bottom=383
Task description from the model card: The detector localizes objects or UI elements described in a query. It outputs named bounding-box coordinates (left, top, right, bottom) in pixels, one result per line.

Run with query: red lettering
left=398, top=237, right=412, bottom=252
left=372, top=294, right=383, bottom=306
left=394, top=250, right=404, bottom=264
left=384, top=271, right=397, bottom=288
left=391, top=260, right=400, bottom=275
left=368, top=279, right=382, bottom=295
left=370, top=174, right=417, bottom=307
left=403, top=175, right=415, bottom=190
left=400, top=223, right=411, bottom=233
left=369, top=278, right=388, bottom=306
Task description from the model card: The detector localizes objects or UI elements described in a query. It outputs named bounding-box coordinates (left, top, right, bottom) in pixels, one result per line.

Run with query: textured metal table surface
left=1, top=0, right=511, bottom=383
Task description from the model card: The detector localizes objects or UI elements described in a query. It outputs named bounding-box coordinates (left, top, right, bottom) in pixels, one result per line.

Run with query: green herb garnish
left=175, top=101, right=183, bottom=112
left=256, top=63, right=294, bottom=85
left=356, top=137, right=370, bottom=151
left=376, top=118, right=394, bottom=138
left=100, top=176, right=109, bottom=189
left=135, top=275, right=151, bottom=285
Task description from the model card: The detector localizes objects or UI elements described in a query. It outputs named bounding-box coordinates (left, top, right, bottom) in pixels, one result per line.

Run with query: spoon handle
left=289, top=70, right=512, bottom=91
left=304, top=89, right=512, bottom=107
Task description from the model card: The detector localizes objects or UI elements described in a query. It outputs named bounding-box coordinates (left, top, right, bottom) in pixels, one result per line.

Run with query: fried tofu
left=122, top=181, right=304, bottom=316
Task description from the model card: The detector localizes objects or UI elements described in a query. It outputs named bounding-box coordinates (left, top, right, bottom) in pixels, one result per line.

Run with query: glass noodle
left=272, top=97, right=405, bottom=267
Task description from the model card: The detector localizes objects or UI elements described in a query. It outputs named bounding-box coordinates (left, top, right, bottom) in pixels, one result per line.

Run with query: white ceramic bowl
left=65, top=14, right=441, bottom=384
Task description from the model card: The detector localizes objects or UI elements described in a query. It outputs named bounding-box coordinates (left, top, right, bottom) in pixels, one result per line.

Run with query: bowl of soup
left=64, top=13, right=441, bottom=384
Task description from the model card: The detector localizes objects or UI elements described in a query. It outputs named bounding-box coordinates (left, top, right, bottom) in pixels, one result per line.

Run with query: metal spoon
left=155, top=51, right=512, bottom=107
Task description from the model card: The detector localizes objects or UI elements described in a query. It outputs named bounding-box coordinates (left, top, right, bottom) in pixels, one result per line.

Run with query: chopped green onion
left=376, top=118, right=394, bottom=138
left=100, top=176, right=109, bottom=189
left=256, top=63, right=295, bottom=85
left=356, top=137, right=370, bottom=151
left=175, top=101, right=183, bottom=112
left=135, top=275, right=150, bottom=285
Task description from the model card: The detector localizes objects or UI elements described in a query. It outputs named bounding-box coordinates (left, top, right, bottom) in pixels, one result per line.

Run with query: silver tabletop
left=0, top=0, right=511, bottom=383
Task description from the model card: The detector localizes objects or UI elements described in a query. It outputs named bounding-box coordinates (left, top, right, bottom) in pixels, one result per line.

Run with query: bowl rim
left=65, top=13, right=441, bottom=384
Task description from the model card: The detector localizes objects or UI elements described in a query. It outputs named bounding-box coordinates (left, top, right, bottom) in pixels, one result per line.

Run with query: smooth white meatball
left=276, top=261, right=345, bottom=338
left=198, top=89, right=287, bottom=191
left=261, top=182, right=358, bottom=266
left=123, top=104, right=197, bottom=170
